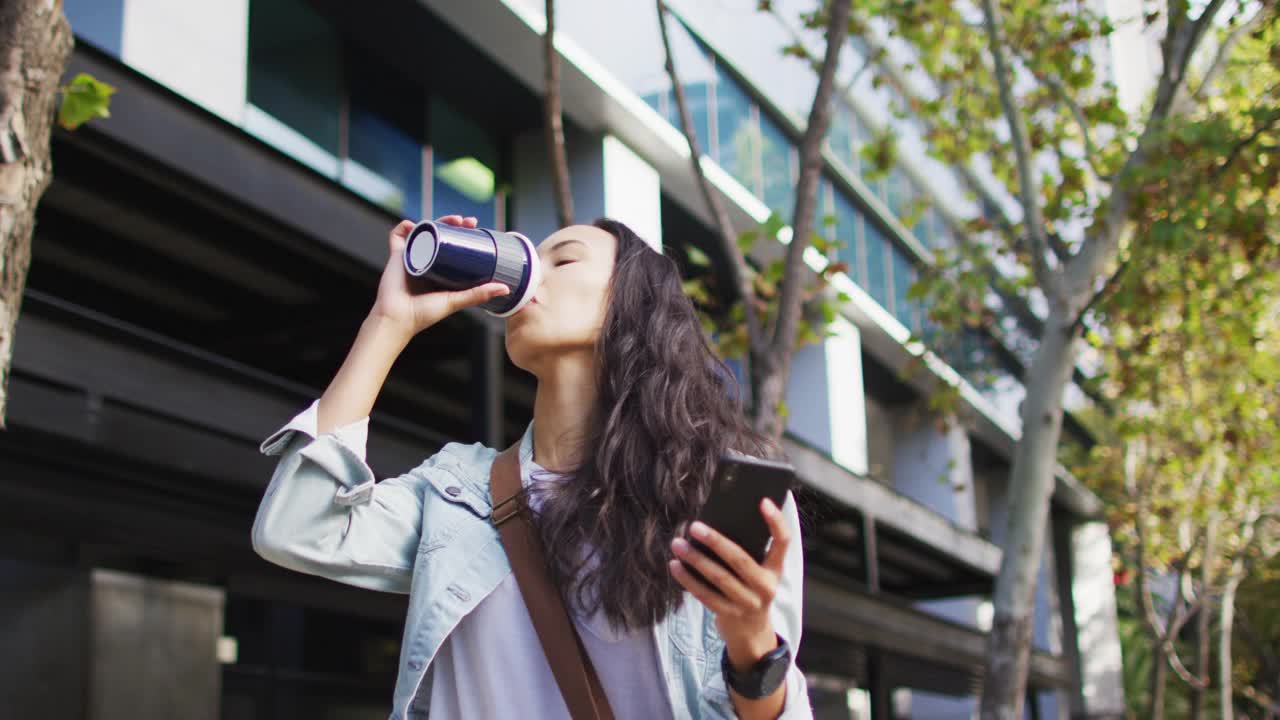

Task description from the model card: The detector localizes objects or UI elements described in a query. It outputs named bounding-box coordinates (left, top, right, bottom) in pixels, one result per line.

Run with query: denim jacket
left=251, top=401, right=813, bottom=719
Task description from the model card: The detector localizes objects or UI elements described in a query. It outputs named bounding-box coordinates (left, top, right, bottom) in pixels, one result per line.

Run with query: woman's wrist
left=363, top=309, right=417, bottom=348
left=722, top=624, right=779, bottom=673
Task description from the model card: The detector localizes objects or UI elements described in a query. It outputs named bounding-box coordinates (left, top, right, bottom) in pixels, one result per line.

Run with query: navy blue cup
left=402, top=221, right=541, bottom=317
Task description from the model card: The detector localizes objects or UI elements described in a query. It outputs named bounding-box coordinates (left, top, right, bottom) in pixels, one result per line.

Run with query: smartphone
left=680, top=452, right=795, bottom=593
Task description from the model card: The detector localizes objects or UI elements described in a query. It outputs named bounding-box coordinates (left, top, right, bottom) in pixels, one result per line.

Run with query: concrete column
left=513, top=127, right=662, bottom=251
left=888, top=411, right=976, bottom=530
left=890, top=412, right=981, bottom=628
left=88, top=569, right=225, bottom=720
left=1068, top=522, right=1127, bottom=718
left=810, top=687, right=855, bottom=720
left=784, top=316, right=868, bottom=475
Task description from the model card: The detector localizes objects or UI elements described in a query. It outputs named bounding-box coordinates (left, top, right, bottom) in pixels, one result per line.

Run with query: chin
left=503, top=330, right=541, bottom=373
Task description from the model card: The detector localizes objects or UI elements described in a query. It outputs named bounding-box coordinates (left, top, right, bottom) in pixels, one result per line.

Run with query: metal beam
left=862, top=511, right=880, bottom=593
left=784, top=437, right=1002, bottom=577
left=11, top=309, right=444, bottom=474
left=471, top=321, right=506, bottom=448
left=804, top=580, right=1074, bottom=689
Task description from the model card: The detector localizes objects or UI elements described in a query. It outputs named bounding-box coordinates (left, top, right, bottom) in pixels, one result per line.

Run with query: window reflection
left=761, top=117, right=795, bottom=220
left=431, top=98, right=498, bottom=227
left=247, top=0, right=342, bottom=157
left=863, top=221, right=891, bottom=307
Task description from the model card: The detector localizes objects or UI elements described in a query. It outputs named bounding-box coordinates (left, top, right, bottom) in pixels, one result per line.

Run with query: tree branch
left=542, top=0, right=574, bottom=227
left=1168, top=637, right=1211, bottom=690
left=1211, top=107, right=1280, bottom=183
left=656, top=0, right=769, bottom=364
left=1189, top=1, right=1277, bottom=106
left=978, top=0, right=1061, bottom=302
left=1068, top=254, right=1131, bottom=335
left=769, top=0, right=852, bottom=356
left=1155, top=0, right=1229, bottom=121
left=1006, top=43, right=1116, bottom=183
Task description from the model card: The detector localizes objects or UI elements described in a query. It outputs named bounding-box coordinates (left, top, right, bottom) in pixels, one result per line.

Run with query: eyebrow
left=545, top=238, right=587, bottom=254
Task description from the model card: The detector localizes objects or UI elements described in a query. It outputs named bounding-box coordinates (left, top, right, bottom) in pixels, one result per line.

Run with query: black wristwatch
left=721, top=633, right=791, bottom=699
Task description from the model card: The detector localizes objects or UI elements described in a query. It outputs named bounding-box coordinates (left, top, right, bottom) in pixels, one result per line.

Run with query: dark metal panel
left=62, top=48, right=391, bottom=270
left=10, top=310, right=437, bottom=473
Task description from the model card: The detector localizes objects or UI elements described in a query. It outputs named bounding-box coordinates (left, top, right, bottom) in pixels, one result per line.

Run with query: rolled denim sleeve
left=700, top=489, right=814, bottom=719
left=251, top=400, right=437, bottom=594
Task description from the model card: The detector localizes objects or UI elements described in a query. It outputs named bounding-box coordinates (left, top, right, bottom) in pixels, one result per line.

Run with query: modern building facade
left=0, top=0, right=1124, bottom=718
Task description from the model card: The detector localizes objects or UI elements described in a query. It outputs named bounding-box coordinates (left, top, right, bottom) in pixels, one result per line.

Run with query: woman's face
left=504, top=224, right=618, bottom=373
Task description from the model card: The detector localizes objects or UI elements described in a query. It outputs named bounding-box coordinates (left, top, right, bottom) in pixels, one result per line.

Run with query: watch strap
left=721, top=633, right=791, bottom=699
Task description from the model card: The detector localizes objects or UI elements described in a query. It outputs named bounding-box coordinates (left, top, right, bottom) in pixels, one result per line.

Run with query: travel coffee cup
left=402, top=221, right=541, bottom=317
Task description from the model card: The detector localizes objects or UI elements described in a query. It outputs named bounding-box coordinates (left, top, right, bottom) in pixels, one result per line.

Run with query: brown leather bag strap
left=490, top=445, right=616, bottom=720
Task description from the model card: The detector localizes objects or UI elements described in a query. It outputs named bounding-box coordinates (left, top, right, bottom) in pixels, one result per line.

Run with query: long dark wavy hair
left=525, top=218, right=782, bottom=635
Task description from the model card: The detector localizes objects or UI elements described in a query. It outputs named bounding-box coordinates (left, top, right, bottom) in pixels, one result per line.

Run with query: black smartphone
left=680, top=452, right=795, bottom=593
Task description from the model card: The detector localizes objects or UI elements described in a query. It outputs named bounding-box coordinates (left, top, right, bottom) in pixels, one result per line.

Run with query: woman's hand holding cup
left=369, top=215, right=510, bottom=340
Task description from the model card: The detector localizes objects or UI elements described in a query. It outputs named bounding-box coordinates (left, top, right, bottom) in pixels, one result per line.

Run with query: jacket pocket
left=417, top=457, right=492, bottom=558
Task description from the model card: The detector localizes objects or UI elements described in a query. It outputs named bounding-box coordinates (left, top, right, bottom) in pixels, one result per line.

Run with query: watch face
left=759, top=651, right=789, bottom=694
left=724, top=638, right=791, bottom=698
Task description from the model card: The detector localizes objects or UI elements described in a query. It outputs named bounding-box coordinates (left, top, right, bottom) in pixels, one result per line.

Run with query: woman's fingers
left=668, top=559, right=737, bottom=617
left=388, top=220, right=416, bottom=252
left=443, top=282, right=509, bottom=313
left=759, top=497, right=792, bottom=576
left=670, top=538, right=759, bottom=613
left=436, top=215, right=479, bottom=228
left=684, top=519, right=779, bottom=600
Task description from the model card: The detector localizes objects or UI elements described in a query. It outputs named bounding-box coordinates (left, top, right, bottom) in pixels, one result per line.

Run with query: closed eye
left=555, top=260, right=576, bottom=267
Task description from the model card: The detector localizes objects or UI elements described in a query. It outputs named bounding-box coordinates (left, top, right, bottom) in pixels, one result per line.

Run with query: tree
left=1073, top=13, right=1280, bottom=720
left=790, top=1, right=1280, bottom=715
left=1233, top=554, right=1280, bottom=717
left=0, top=2, right=112, bottom=428
left=543, top=0, right=573, bottom=228
left=657, top=0, right=852, bottom=440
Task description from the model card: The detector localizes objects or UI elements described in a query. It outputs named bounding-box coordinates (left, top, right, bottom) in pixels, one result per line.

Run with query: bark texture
left=0, top=0, right=73, bottom=428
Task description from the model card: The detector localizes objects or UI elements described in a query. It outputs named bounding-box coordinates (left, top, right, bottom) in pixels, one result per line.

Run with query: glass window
left=826, top=105, right=856, bottom=176
left=431, top=98, right=498, bottom=228
left=248, top=0, right=342, bottom=158
left=863, top=220, right=891, bottom=307
left=884, top=166, right=909, bottom=220
left=342, top=62, right=426, bottom=218
left=345, top=108, right=423, bottom=219
left=931, top=209, right=954, bottom=249
left=683, top=80, right=713, bottom=156
left=714, top=63, right=761, bottom=194
left=833, top=192, right=863, bottom=283
left=761, top=116, right=795, bottom=221
left=892, top=250, right=918, bottom=330
left=814, top=180, right=833, bottom=240
left=64, top=0, right=123, bottom=56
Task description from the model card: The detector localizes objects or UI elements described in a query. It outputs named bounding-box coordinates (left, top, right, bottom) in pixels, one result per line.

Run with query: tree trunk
left=1220, top=576, right=1240, bottom=720
left=751, top=349, right=789, bottom=440
left=980, top=305, right=1082, bottom=720
left=1189, top=515, right=1217, bottom=720
left=542, top=0, right=573, bottom=228
left=1150, top=640, right=1169, bottom=720
left=0, top=0, right=73, bottom=429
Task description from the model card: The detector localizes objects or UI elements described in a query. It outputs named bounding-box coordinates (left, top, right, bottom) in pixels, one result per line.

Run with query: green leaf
left=59, top=73, right=116, bottom=130
left=686, top=246, right=711, bottom=268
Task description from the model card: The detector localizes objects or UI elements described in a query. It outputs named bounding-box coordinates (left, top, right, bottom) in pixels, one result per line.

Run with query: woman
left=252, top=215, right=811, bottom=719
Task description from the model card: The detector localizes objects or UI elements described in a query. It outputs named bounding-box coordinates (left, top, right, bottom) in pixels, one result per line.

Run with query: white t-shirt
left=417, top=453, right=677, bottom=719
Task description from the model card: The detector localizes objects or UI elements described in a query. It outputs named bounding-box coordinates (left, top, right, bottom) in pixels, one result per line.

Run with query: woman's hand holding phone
left=667, top=496, right=792, bottom=674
